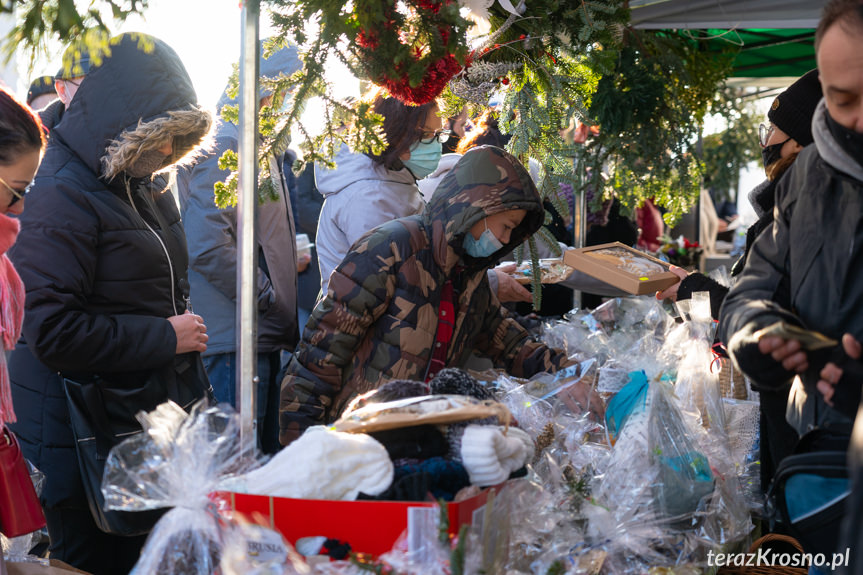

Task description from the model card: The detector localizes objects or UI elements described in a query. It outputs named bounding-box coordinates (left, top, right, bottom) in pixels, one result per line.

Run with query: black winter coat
left=8, top=35, right=207, bottom=509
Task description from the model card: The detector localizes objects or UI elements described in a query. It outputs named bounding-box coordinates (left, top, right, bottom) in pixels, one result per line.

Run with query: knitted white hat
left=234, top=426, right=393, bottom=500
left=459, top=425, right=534, bottom=486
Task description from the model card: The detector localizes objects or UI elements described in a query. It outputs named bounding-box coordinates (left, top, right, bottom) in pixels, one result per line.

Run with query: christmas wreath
left=352, top=0, right=471, bottom=105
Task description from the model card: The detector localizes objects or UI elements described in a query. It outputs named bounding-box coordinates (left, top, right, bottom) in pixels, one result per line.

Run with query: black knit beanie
left=767, top=69, right=822, bottom=148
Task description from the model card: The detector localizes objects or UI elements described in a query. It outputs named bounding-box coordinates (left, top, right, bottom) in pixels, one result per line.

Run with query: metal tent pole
left=572, top=156, right=586, bottom=309
left=237, top=0, right=260, bottom=453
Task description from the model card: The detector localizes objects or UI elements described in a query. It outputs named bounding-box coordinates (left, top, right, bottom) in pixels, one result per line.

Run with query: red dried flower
left=381, top=53, right=462, bottom=105
left=356, top=29, right=379, bottom=50
left=416, top=0, right=442, bottom=13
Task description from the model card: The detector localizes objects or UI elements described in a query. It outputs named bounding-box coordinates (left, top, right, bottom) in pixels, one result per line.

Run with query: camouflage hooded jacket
left=279, top=146, right=571, bottom=444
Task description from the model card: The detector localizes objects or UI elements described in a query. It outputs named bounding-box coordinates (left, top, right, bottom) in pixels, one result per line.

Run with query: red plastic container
left=210, top=487, right=497, bottom=557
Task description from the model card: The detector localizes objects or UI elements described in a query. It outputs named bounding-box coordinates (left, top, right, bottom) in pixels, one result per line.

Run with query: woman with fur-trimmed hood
left=279, top=146, right=597, bottom=446
left=7, top=33, right=212, bottom=573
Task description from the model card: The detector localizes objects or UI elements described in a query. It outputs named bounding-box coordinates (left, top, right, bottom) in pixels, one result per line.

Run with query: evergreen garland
left=701, top=87, right=762, bottom=203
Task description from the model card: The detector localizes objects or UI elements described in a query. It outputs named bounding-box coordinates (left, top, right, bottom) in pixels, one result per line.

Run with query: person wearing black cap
left=658, top=68, right=823, bottom=317
left=26, top=75, right=58, bottom=111
left=656, top=69, right=823, bottom=495
left=34, top=41, right=92, bottom=133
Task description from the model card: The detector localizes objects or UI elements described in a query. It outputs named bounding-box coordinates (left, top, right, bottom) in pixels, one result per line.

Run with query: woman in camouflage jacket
left=279, top=146, right=582, bottom=445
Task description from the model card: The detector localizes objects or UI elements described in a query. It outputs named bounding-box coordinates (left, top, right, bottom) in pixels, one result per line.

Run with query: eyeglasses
left=758, top=123, right=774, bottom=148
left=419, top=129, right=452, bottom=145
left=0, top=175, right=32, bottom=208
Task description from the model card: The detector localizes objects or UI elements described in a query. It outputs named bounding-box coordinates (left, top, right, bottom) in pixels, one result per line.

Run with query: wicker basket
left=716, top=357, right=749, bottom=400
left=716, top=534, right=807, bottom=575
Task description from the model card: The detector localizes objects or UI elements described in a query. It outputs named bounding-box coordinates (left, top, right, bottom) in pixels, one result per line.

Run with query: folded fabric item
left=227, top=426, right=393, bottom=500
left=369, top=425, right=448, bottom=461
left=393, top=457, right=471, bottom=501
left=460, top=425, right=534, bottom=486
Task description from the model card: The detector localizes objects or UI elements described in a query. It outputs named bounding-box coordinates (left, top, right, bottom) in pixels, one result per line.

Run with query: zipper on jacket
left=125, top=179, right=179, bottom=317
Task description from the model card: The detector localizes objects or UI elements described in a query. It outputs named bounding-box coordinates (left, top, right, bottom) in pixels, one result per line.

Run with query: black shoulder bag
left=767, top=424, right=852, bottom=557
left=64, top=181, right=213, bottom=536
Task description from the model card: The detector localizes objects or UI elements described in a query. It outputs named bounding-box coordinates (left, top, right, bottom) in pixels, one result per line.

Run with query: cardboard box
left=209, top=487, right=497, bottom=558
left=563, top=242, right=679, bottom=295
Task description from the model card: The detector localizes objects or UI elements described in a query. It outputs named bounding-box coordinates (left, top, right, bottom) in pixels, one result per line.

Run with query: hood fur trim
left=102, top=105, right=213, bottom=181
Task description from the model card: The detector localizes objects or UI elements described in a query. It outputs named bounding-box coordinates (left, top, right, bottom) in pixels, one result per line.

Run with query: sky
left=6, top=0, right=360, bottom=137
left=14, top=0, right=285, bottom=109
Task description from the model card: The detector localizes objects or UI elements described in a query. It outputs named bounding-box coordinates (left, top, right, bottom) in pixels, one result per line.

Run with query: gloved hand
left=817, top=334, right=863, bottom=419
left=727, top=321, right=803, bottom=388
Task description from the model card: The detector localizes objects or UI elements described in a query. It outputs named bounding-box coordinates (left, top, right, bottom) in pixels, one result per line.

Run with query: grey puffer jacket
left=719, top=100, right=863, bottom=436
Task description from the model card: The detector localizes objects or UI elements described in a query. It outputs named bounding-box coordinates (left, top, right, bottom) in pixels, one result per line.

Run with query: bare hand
left=168, top=311, right=208, bottom=354
left=494, top=265, right=532, bottom=303
left=817, top=334, right=862, bottom=406
left=297, top=253, right=312, bottom=273
left=758, top=336, right=808, bottom=373
left=559, top=381, right=606, bottom=420
left=656, top=265, right=689, bottom=302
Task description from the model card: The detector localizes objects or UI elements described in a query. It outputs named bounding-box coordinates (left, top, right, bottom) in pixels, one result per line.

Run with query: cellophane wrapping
left=0, top=459, right=46, bottom=564
left=102, top=400, right=305, bottom=575
left=491, top=293, right=753, bottom=573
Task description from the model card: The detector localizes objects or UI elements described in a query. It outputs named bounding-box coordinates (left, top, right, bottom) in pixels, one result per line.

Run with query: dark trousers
left=759, top=386, right=798, bottom=493
left=202, top=350, right=284, bottom=454
left=43, top=505, right=148, bottom=575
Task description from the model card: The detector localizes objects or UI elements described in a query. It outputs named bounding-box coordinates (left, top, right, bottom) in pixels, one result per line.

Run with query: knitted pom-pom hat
left=429, top=368, right=496, bottom=401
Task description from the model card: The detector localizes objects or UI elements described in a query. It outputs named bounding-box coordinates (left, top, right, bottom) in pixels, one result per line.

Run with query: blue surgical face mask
left=464, top=219, right=504, bottom=258
left=403, top=139, right=442, bottom=180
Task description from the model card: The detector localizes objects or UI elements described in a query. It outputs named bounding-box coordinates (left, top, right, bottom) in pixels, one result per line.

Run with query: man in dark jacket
left=177, top=42, right=302, bottom=454
left=719, top=0, right=863, bottom=439
left=8, top=33, right=212, bottom=574
left=36, top=41, right=91, bottom=132
left=719, top=8, right=863, bottom=556
left=789, top=1, right=863, bottom=571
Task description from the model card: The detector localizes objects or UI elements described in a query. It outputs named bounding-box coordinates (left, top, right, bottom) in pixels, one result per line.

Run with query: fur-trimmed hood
left=51, top=33, right=211, bottom=182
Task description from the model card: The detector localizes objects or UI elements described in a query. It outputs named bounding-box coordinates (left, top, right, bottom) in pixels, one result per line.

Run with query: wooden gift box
left=563, top=242, right=679, bottom=295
